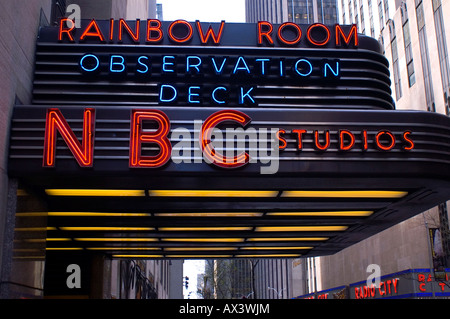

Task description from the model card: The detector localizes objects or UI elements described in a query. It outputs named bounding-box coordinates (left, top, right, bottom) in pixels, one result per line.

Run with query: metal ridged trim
left=32, top=43, right=394, bottom=110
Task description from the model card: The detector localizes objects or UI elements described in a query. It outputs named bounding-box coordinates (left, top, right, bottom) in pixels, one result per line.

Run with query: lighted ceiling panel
left=34, top=187, right=427, bottom=258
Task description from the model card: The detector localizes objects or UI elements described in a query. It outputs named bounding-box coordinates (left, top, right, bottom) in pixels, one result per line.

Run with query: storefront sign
left=15, top=19, right=418, bottom=173
left=58, top=18, right=358, bottom=48
left=350, top=269, right=450, bottom=299
left=40, top=107, right=415, bottom=170
left=295, top=269, right=450, bottom=299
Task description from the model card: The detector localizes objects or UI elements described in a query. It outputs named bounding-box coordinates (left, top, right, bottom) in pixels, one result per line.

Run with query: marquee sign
left=57, top=18, right=358, bottom=47
left=296, top=268, right=450, bottom=299
left=8, top=19, right=450, bottom=259
left=12, top=18, right=402, bottom=175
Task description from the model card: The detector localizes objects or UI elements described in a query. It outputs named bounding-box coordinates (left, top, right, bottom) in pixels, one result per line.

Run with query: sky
left=157, top=0, right=245, bottom=299
left=157, top=0, right=246, bottom=22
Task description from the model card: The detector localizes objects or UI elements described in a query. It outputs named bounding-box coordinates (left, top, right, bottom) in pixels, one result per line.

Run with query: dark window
left=401, top=4, right=415, bottom=87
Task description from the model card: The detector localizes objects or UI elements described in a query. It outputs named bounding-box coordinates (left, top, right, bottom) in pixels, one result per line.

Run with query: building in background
left=200, top=259, right=294, bottom=299
left=245, top=0, right=338, bottom=24
left=201, top=259, right=253, bottom=299
left=253, top=259, right=293, bottom=299
left=156, top=2, right=164, bottom=20
left=244, top=0, right=450, bottom=299
left=296, top=0, right=450, bottom=297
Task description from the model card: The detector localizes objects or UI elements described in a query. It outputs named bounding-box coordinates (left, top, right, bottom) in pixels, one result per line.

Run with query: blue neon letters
left=79, top=54, right=341, bottom=105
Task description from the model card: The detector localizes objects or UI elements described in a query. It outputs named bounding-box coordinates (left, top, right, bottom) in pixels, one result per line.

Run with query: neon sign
left=78, top=54, right=341, bottom=106
left=277, top=129, right=414, bottom=152
left=61, top=19, right=357, bottom=107
left=42, top=108, right=415, bottom=170
left=58, top=18, right=358, bottom=48
left=43, top=108, right=95, bottom=167
left=354, top=278, right=399, bottom=299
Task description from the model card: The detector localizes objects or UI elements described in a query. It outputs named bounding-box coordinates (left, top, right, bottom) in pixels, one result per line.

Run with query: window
left=368, top=0, right=375, bottom=37
left=383, top=0, right=389, bottom=18
left=342, top=0, right=347, bottom=23
left=416, top=0, right=435, bottom=111
left=360, top=2, right=365, bottom=34
left=378, top=0, right=384, bottom=28
left=319, top=0, right=338, bottom=24
left=50, top=0, right=67, bottom=26
left=432, top=0, right=450, bottom=110
left=289, top=0, right=314, bottom=24
left=389, top=20, right=402, bottom=100
left=401, top=4, right=415, bottom=87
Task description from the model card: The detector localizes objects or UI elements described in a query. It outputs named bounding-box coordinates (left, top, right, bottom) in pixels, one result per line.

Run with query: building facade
left=245, top=0, right=338, bottom=24
left=244, top=0, right=450, bottom=299
left=2, top=0, right=450, bottom=301
left=295, top=0, right=450, bottom=297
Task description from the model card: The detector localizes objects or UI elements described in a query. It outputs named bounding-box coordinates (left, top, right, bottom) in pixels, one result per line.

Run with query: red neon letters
left=276, top=129, right=415, bottom=152
left=58, top=18, right=358, bottom=48
left=306, top=23, right=331, bottom=46
left=118, top=18, right=140, bottom=42
left=257, top=22, right=358, bottom=47
left=129, top=109, right=172, bottom=168
left=43, top=109, right=415, bottom=168
left=200, top=110, right=252, bottom=168
left=147, top=19, right=164, bottom=42
left=79, top=19, right=105, bottom=42
left=277, top=22, right=302, bottom=45
left=354, top=278, right=399, bottom=299
left=43, top=108, right=95, bottom=167
left=335, top=24, right=359, bottom=47
left=257, top=21, right=274, bottom=46
left=58, top=18, right=75, bottom=42
left=196, top=21, right=225, bottom=44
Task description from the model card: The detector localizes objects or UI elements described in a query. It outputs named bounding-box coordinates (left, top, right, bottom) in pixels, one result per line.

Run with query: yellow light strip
left=281, top=190, right=407, bottom=198
left=59, top=227, right=154, bottom=231
left=237, top=254, right=301, bottom=258
left=46, top=238, right=71, bottom=241
left=161, top=238, right=245, bottom=243
left=240, top=246, right=313, bottom=250
left=46, top=247, right=83, bottom=251
left=149, top=190, right=278, bottom=197
left=266, top=211, right=374, bottom=217
left=16, top=212, right=151, bottom=217
left=49, top=212, right=151, bottom=217
left=154, top=212, right=264, bottom=217
left=19, top=239, right=46, bottom=243
left=45, top=189, right=146, bottom=197
left=74, top=238, right=158, bottom=242
left=17, top=189, right=28, bottom=196
left=255, top=226, right=348, bottom=232
left=164, top=247, right=237, bottom=251
left=247, top=237, right=328, bottom=242
left=113, top=255, right=164, bottom=258
left=159, top=227, right=252, bottom=231
left=165, top=255, right=233, bottom=258
left=87, top=247, right=161, bottom=251
left=15, top=212, right=49, bottom=217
